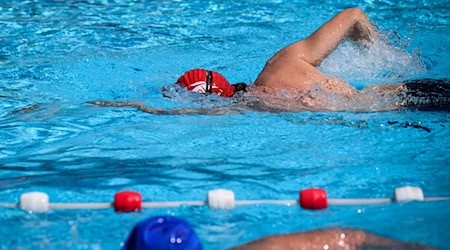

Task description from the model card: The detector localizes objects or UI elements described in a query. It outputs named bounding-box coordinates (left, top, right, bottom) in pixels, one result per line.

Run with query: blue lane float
left=0, top=186, right=448, bottom=214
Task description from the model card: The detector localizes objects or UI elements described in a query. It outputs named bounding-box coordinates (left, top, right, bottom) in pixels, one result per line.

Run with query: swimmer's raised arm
left=231, top=228, right=431, bottom=250
left=288, top=8, right=378, bottom=67
left=87, top=101, right=245, bottom=115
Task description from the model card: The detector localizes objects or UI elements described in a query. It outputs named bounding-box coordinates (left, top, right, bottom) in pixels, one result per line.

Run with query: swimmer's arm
left=231, top=228, right=431, bottom=250
left=87, top=101, right=245, bottom=115
left=290, top=8, right=378, bottom=66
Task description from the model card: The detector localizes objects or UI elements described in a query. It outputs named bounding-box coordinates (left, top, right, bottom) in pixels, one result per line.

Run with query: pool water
left=0, top=0, right=449, bottom=249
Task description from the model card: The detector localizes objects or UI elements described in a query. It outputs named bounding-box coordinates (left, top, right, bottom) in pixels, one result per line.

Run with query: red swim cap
left=176, top=69, right=235, bottom=97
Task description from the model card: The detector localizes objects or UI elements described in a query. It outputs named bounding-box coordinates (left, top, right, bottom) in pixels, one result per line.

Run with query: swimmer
left=89, top=8, right=450, bottom=113
left=123, top=215, right=431, bottom=250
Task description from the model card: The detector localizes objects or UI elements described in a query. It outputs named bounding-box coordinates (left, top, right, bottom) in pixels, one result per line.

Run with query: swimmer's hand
left=87, top=101, right=244, bottom=115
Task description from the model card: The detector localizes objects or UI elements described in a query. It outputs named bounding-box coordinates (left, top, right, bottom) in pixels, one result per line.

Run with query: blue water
left=0, top=0, right=449, bottom=249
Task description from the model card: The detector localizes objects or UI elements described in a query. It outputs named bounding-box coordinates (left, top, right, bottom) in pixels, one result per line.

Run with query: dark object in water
left=9, top=105, right=40, bottom=115
left=403, top=79, right=450, bottom=111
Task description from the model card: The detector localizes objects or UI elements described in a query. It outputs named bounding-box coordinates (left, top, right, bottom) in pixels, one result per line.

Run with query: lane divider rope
left=0, top=186, right=448, bottom=213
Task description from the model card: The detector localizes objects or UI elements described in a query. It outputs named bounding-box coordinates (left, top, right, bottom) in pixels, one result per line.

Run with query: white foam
left=319, top=35, right=426, bottom=84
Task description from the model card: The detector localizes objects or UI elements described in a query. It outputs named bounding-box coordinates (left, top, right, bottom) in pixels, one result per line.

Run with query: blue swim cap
left=124, top=216, right=203, bottom=250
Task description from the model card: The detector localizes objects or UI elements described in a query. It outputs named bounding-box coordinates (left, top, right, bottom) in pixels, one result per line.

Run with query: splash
left=319, top=32, right=427, bottom=85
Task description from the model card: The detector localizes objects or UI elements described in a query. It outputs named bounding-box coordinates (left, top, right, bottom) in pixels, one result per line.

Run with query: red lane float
left=299, top=188, right=328, bottom=210
left=114, top=191, right=142, bottom=212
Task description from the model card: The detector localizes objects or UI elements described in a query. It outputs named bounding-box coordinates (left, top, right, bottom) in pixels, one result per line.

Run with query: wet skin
left=231, top=228, right=432, bottom=250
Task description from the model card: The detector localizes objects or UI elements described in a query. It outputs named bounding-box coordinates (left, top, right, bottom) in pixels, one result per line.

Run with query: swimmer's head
left=124, top=216, right=203, bottom=250
left=176, top=69, right=247, bottom=97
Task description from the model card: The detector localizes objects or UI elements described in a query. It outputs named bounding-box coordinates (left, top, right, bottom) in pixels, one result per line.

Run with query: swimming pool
left=0, top=0, right=449, bottom=249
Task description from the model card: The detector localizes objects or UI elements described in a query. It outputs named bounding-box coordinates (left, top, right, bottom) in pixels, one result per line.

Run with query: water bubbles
left=319, top=37, right=427, bottom=84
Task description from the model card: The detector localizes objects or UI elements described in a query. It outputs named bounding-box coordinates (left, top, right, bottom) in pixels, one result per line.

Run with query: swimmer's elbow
left=344, top=7, right=365, bottom=19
